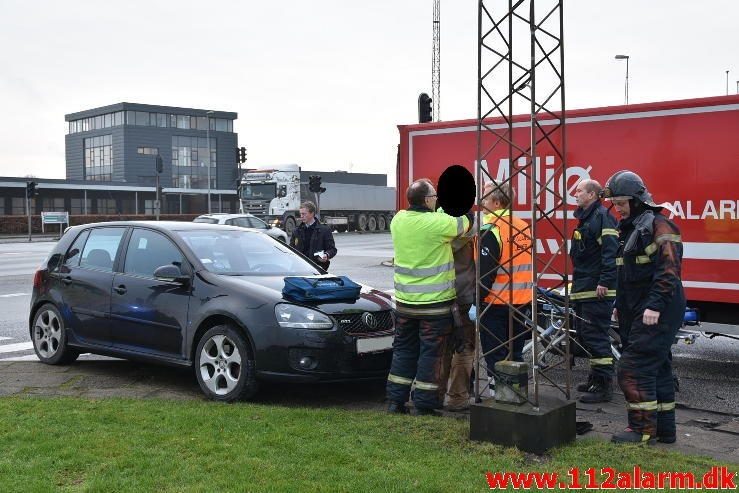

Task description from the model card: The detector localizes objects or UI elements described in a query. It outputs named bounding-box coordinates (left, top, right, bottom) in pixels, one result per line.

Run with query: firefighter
left=570, top=179, right=619, bottom=403
left=386, top=178, right=471, bottom=415
left=478, top=180, right=533, bottom=382
left=602, top=170, right=685, bottom=444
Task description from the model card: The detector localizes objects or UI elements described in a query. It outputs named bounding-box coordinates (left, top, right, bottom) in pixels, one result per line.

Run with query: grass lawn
left=0, top=397, right=735, bottom=492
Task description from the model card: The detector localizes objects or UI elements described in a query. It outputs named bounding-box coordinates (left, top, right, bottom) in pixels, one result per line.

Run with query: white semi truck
left=239, top=164, right=395, bottom=236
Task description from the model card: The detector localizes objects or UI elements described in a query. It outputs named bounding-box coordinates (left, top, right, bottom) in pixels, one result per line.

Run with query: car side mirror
left=154, top=265, right=189, bottom=284
left=278, top=185, right=287, bottom=198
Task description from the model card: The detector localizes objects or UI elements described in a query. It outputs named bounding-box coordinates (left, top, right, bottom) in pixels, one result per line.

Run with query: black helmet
left=600, top=170, right=659, bottom=207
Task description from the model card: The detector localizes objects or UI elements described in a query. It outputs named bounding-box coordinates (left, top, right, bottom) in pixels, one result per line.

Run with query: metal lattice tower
left=475, top=0, right=569, bottom=408
left=432, top=0, right=441, bottom=121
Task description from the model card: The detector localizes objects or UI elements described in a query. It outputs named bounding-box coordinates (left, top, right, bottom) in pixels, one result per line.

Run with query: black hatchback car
left=30, top=221, right=394, bottom=401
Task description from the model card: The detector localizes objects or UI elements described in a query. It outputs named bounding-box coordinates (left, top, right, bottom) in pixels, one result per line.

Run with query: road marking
left=0, top=293, right=29, bottom=298
left=0, top=342, right=33, bottom=354
left=1, top=354, right=38, bottom=362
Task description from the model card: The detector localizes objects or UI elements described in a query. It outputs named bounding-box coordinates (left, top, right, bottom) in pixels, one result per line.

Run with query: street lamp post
left=206, top=110, right=214, bottom=213
left=726, top=70, right=730, bottom=96
left=736, top=80, right=739, bottom=95
left=615, top=54, right=630, bottom=104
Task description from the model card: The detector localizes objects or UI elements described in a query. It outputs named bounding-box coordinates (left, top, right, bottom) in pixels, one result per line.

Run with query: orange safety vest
left=483, top=210, right=534, bottom=305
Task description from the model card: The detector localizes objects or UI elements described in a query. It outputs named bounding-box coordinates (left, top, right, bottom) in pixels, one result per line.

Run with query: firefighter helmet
left=600, top=170, right=659, bottom=207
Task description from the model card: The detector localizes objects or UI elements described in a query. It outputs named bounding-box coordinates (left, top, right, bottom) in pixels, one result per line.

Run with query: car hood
left=208, top=273, right=394, bottom=314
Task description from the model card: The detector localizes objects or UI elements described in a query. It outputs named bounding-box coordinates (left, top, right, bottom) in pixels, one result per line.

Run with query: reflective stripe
left=656, top=233, right=681, bottom=244
left=626, top=400, right=658, bottom=411
left=394, top=305, right=452, bottom=316
left=456, top=217, right=465, bottom=235
left=394, top=261, right=454, bottom=277
left=570, top=290, right=617, bottom=300
left=657, top=401, right=676, bottom=411
left=414, top=380, right=439, bottom=391
left=394, top=280, right=455, bottom=294
left=494, top=264, right=533, bottom=274
left=644, top=242, right=658, bottom=255
left=640, top=434, right=652, bottom=443
left=590, top=357, right=613, bottom=366
left=387, top=374, right=413, bottom=386
left=616, top=257, right=624, bottom=266
left=601, top=228, right=619, bottom=236
left=490, top=281, right=534, bottom=291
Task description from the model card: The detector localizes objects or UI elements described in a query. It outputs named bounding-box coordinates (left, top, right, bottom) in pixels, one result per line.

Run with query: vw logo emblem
left=362, top=312, right=378, bottom=329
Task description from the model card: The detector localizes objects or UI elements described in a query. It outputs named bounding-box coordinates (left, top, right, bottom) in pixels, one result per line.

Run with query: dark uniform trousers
left=386, top=313, right=453, bottom=410
left=479, top=304, right=526, bottom=375
left=574, top=301, right=614, bottom=379
left=618, top=315, right=679, bottom=437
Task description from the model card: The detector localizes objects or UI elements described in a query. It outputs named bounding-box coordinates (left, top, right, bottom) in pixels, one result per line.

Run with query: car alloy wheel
left=195, top=325, right=258, bottom=401
left=32, top=303, right=79, bottom=365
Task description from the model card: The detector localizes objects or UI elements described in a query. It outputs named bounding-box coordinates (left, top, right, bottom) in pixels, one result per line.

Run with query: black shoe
left=412, top=407, right=439, bottom=417
left=611, top=428, right=655, bottom=444
left=387, top=402, right=408, bottom=414
left=656, top=433, right=676, bottom=444
left=578, top=377, right=613, bottom=404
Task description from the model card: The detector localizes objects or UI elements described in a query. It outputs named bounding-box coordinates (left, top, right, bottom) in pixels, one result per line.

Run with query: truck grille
left=336, top=311, right=394, bottom=336
left=243, top=201, right=269, bottom=214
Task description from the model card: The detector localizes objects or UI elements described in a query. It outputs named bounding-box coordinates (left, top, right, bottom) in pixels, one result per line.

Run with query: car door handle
left=61, top=276, right=73, bottom=285
left=113, top=285, right=127, bottom=295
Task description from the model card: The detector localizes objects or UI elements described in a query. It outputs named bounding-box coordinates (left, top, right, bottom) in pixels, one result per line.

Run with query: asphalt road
left=0, top=232, right=737, bottom=414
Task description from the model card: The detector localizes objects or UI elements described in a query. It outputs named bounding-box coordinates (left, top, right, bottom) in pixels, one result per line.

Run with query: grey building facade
left=65, top=103, right=240, bottom=193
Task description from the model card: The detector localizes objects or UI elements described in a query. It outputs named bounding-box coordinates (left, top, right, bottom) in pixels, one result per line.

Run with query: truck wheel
left=377, top=215, right=387, bottom=231
left=357, top=214, right=368, bottom=231
left=368, top=215, right=377, bottom=232
left=337, top=225, right=348, bottom=233
left=284, top=216, right=296, bottom=236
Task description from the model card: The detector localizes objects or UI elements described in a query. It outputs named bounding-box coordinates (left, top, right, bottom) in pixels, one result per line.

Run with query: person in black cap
left=602, top=171, right=685, bottom=445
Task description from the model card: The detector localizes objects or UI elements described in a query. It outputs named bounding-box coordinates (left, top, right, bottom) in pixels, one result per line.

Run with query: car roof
left=195, top=213, right=256, bottom=219
left=73, top=220, right=255, bottom=232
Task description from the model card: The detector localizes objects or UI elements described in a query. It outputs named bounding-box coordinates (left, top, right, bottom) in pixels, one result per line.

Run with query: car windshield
left=241, top=183, right=276, bottom=200
left=193, top=217, right=219, bottom=224
left=177, top=229, right=318, bottom=276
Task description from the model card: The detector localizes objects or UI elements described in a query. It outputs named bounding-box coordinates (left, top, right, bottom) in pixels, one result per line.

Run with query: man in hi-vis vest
left=478, top=180, right=533, bottom=383
left=386, top=178, right=471, bottom=415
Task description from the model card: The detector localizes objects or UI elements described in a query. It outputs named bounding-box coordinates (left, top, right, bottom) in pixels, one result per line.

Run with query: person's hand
left=643, top=308, right=660, bottom=325
left=596, top=285, right=608, bottom=299
left=612, top=308, right=618, bottom=322
left=321, top=254, right=328, bottom=262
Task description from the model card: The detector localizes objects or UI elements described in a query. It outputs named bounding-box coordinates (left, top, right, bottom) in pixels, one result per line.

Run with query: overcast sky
left=0, top=0, right=735, bottom=185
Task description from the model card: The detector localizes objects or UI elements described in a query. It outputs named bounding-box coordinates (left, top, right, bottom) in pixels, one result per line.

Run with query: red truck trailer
left=397, top=95, right=739, bottom=328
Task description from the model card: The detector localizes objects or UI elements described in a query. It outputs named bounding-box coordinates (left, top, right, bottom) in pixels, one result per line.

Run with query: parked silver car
left=193, top=213, right=288, bottom=242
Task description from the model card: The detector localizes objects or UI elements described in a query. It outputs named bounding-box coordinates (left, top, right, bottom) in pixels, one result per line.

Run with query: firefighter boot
left=576, top=375, right=595, bottom=393
left=656, top=409, right=677, bottom=443
left=579, top=375, right=613, bottom=404
left=611, top=428, right=655, bottom=445
left=386, top=402, right=409, bottom=414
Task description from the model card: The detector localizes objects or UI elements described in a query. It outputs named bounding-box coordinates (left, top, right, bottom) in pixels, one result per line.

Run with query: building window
left=137, top=147, right=159, bottom=155
left=70, top=198, right=91, bottom=215
left=144, top=199, right=156, bottom=215
left=12, top=197, right=31, bottom=215
left=96, top=198, right=117, bottom=214
left=84, top=134, right=113, bottom=181
left=42, top=198, right=65, bottom=212
left=171, top=136, right=216, bottom=189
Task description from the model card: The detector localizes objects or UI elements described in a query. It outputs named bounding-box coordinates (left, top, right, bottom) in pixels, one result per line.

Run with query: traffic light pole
left=26, top=195, right=32, bottom=242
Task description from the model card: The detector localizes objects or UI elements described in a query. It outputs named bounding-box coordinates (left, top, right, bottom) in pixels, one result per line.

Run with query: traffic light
left=235, top=147, right=240, bottom=164
left=418, top=92, right=433, bottom=123
left=239, top=146, right=247, bottom=164
left=308, top=175, right=323, bottom=193
left=26, top=181, right=38, bottom=199
left=155, top=155, right=163, bottom=174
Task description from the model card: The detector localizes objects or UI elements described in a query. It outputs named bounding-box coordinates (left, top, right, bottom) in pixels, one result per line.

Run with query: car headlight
left=274, top=304, right=334, bottom=329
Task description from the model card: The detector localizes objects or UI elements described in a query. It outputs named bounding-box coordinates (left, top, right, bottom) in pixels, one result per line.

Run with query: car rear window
left=193, top=217, right=219, bottom=224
